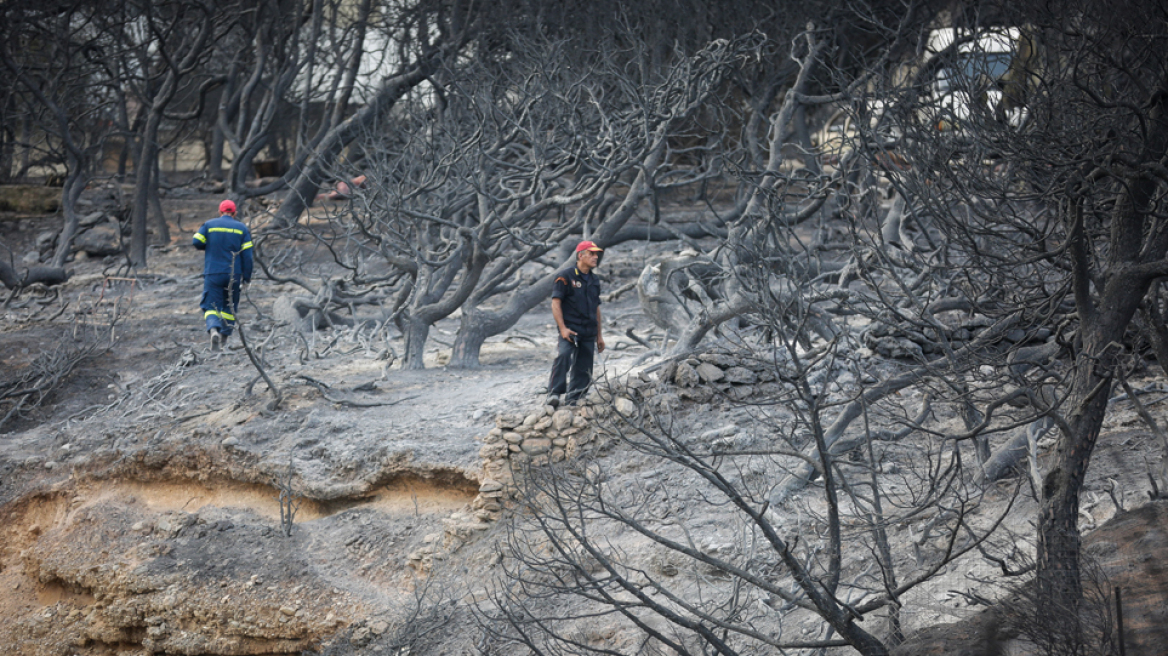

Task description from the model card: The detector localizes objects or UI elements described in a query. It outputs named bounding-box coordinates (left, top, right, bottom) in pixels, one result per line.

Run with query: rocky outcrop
left=71, top=220, right=124, bottom=257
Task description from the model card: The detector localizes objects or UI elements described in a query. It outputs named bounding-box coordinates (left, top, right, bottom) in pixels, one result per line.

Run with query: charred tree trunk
left=49, top=166, right=88, bottom=267
left=449, top=309, right=493, bottom=370
left=401, top=242, right=489, bottom=370
left=208, top=119, right=226, bottom=182
left=129, top=124, right=159, bottom=267
left=150, top=156, right=169, bottom=244
left=1035, top=281, right=1149, bottom=612
left=450, top=275, right=554, bottom=369
left=402, top=319, right=431, bottom=370
left=1036, top=373, right=1108, bottom=612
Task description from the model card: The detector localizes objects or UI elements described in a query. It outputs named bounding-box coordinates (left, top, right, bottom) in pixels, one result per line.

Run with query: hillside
left=2, top=186, right=1167, bottom=655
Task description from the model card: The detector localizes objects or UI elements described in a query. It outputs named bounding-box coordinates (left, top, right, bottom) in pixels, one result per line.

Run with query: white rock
left=614, top=397, right=637, bottom=416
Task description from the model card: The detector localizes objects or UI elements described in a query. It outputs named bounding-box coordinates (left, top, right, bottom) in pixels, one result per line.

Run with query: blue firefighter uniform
left=547, top=265, right=602, bottom=404
left=192, top=215, right=253, bottom=337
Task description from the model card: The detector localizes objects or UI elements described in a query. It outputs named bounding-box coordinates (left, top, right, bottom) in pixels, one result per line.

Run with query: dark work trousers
left=201, top=273, right=242, bottom=337
left=548, top=337, right=596, bottom=404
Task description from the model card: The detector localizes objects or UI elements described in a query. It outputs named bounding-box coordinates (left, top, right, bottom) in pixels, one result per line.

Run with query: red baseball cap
left=219, top=200, right=237, bottom=214
left=575, top=240, right=603, bottom=253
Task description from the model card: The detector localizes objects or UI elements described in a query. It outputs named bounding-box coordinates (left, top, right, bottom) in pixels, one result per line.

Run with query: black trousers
left=548, top=337, right=595, bottom=404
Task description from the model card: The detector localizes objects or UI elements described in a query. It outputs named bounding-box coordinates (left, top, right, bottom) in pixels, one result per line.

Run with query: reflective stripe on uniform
left=193, top=232, right=207, bottom=243
left=204, top=309, right=237, bottom=321
left=241, top=241, right=253, bottom=250
left=209, top=227, right=244, bottom=235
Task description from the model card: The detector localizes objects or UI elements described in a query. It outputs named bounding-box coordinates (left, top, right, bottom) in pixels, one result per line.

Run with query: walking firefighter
left=193, top=199, right=253, bottom=351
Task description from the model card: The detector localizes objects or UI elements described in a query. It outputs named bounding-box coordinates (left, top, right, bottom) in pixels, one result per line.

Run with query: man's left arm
left=240, top=228, right=254, bottom=283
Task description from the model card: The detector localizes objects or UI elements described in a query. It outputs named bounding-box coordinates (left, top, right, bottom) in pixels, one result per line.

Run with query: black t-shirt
left=552, top=267, right=601, bottom=339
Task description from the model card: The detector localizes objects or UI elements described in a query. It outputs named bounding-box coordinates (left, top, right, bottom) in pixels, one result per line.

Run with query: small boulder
left=673, top=361, right=700, bottom=388
left=74, top=223, right=122, bottom=256
left=521, top=438, right=552, bottom=455
left=723, top=367, right=757, bottom=385
left=551, top=409, right=574, bottom=430
left=695, top=362, right=725, bottom=383
left=698, top=352, right=738, bottom=368
left=614, top=397, right=637, bottom=416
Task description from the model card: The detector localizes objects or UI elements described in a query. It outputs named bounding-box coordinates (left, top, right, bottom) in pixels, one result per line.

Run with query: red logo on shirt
left=573, top=281, right=582, bottom=288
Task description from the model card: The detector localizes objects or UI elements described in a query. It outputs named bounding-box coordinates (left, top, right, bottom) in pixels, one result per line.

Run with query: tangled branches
left=0, top=320, right=116, bottom=431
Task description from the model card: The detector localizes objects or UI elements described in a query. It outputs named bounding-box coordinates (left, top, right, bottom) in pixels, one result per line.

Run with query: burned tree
left=0, top=0, right=119, bottom=270
left=855, top=0, right=1168, bottom=618
left=483, top=187, right=1027, bottom=654
left=268, top=0, right=476, bottom=230
left=263, top=33, right=759, bottom=368
left=116, top=0, right=217, bottom=266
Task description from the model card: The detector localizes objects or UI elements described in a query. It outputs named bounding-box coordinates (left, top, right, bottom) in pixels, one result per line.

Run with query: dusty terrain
left=0, top=186, right=664, bottom=655
left=3, top=185, right=1168, bottom=655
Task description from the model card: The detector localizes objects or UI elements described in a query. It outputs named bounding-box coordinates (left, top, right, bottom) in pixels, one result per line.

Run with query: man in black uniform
left=547, top=240, right=606, bottom=406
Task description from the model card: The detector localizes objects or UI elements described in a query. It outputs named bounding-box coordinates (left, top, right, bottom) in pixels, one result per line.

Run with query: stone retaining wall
left=651, top=350, right=782, bottom=402
left=409, top=404, right=600, bottom=569
left=472, top=405, right=596, bottom=510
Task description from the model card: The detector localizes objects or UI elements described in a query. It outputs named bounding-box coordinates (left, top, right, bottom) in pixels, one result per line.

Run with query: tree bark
left=449, top=309, right=495, bottom=370
left=50, top=168, right=88, bottom=267
left=450, top=290, right=548, bottom=369
left=0, top=262, right=69, bottom=289
left=208, top=118, right=226, bottom=181
left=1035, top=271, right=1151, bottom=610
left=402, top=319, right=431, bottom=370
left=129, top=126, right=159, bottom=266
left=150, top=157, right=169, bottom=244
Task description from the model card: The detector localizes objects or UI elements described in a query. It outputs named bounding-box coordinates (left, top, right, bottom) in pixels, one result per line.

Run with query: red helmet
left=219, top=200, right=237, bottom=214
left=575, top=240, right=603, bottom=254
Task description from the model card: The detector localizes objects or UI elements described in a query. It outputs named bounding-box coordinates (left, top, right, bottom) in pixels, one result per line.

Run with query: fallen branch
left=236, top=319, right=283, bottom=411
left=0, top=261, right=70, bottom=290
left=625, top=327, right=654, bottom=349
left=296, top=375, right=419, bottom=407
left=603, top=279, right=639, bottom=303
left=0, top=327, right=113, bottom=430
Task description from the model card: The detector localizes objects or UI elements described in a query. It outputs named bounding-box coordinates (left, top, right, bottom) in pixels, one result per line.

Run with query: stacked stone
left=863, top=317, right=1053, bottom=359
left=405, top=406, right=598, bottom=567
left=472, top=405, right=594, bottom=511
left=658, top=351, right=782, bottom=402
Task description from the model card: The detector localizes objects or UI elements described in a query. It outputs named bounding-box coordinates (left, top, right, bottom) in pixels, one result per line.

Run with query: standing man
left=547, top=240, right=606, bottom=406
left=193, top=200, right=253, bottom=351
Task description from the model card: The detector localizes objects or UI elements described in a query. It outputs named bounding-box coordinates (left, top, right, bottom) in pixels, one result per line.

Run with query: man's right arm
left=192, top=225, right=207, bottom=250
left=551, top=298, right=576, bottom=342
